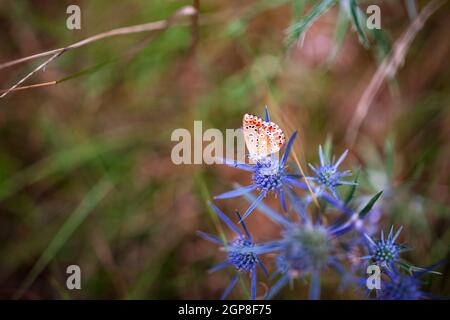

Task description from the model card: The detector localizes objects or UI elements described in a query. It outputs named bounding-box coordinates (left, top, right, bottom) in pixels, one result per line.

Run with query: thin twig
left=344, top=0, right=445, bottom=146
left=0, top=50, right=64, bottom=98
left=0, top=81, right=57, bottom=93
left=0, top=6, right=195, bottom=71
left=0, top=6, right=196, bottom=98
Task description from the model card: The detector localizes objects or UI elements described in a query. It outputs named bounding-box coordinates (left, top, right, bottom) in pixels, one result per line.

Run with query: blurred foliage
left=0, top=0, right=449, bottom=299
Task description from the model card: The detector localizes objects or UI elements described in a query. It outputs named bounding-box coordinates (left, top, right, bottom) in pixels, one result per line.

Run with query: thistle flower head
left=362, top=226, right=406, bottom=269
left=252, top=157, right=283, bottom=192
left=307, top=145, right=356, bottom=199
left=380, top=273, right=423, bottom=300
left=283, top=223, right=332, bottom=273
left=263, top=221, right=343, bottom=300
left=197, top=202, right=269, bottom=300
left=227, top=238, right=258, bottom=273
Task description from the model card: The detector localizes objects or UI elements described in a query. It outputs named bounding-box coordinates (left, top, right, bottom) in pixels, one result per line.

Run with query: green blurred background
left=0, top=0, right=449, bottom=299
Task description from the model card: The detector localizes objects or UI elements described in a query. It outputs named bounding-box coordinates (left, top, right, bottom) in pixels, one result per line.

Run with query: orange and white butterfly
left=243, top=113, right=285, bottom=161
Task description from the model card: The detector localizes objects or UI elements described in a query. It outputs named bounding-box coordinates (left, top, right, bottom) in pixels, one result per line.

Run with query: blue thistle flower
left=283, top=223, right=332, bottom=274
left=379, top=272, right=424, bottom=300
left=307, top=145, right=356, bottom=199
left=273, top=221, right=349, bottom=300
left=227, top=238, right=258, bottom=273
left=197, top=202, right=271, bottom=300
left=240, top=194, right=354, bottom=300
left=377, top=262, right=443, bottom=300
left=199, top=104, right=446, bottom=301
left=215, top=109, right=307, bottom=221
left=362, top=226, right=408, bottom=270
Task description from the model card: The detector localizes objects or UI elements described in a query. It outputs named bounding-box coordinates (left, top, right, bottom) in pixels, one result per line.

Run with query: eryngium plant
left=199, top=108, right=441, bottom=300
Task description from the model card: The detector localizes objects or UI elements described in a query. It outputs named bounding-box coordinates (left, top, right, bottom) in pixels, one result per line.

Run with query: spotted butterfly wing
left=243, top=114, right=285, bottom=160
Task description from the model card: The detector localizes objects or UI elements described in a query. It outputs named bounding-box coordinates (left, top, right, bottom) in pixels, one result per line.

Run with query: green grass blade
left=292, top=0, right=308, bottom=21
left=194, top=171, right=227, bottom=244
left=370, top=27, right=391, bottom=59
left=58, top=60, right=113, bottom=83
left=323, top=134, right=333, bottom=163
left=348, top=0, right=369, bottom=47
left=328, top=3, right=350, bottom=62
left=384, top=136, right=395, bottom=180
left=345, top=168, right=360, bottom=204
left=0, top=137, right=131, bottom=201
left=15, top=178, right=113, bottom=298
left=359, top=190, right=383, bottom=218
left=286, top=0, right=336, bottom=46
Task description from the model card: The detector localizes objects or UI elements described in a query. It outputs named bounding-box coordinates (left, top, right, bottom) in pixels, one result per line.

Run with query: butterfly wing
left=263, top=121, right=285, bottom=155
left=243, top=114, right=285, bottom=159
left=243, top=114, right=262, bottom=156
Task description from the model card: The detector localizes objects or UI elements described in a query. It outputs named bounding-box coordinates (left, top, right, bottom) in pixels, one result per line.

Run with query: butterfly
left=242, top=113, right=285, bottom=161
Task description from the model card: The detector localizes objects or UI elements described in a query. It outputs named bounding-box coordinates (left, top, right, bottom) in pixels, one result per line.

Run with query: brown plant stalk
left=0, top=5, right=197, bottom=98
left=344, top=0, right=445, bottom=146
